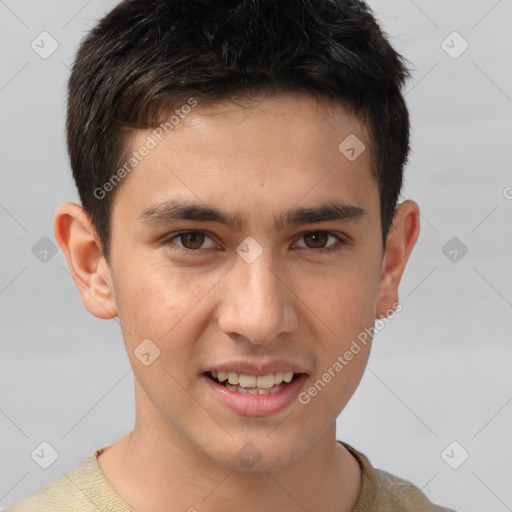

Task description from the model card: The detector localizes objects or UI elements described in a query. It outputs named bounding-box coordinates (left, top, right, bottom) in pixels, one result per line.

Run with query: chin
left=206, top=439, right=302, bottom=473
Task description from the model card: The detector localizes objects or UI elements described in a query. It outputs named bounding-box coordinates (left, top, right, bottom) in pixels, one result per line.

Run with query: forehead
left=111, top=93, right=378, bottom=224
left=171, top=93, right=371, bottom=158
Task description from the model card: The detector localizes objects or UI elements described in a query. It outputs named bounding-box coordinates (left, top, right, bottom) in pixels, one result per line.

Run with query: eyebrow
left=139, top=199, right=367, bottom=231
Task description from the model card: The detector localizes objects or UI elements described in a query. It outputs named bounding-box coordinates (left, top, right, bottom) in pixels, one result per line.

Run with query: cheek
left=112, top=267, right=204, bottom=399
left=299, top=261, right=380, bottom=339
left=297, top=274, right=376, bottom=420
left=112, top=261, right=221, bottom=347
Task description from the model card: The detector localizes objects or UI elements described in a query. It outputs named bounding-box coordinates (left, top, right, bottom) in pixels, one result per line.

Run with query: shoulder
left=4, top=448, right=131, bottom=512
left=372, top=467, right=457, bottom=512
left=5, top=464, right=85, bottom=512
left=338, top=441, right=457, bottom=512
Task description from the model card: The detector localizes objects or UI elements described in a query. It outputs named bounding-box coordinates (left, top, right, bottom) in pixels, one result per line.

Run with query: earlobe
left=54, top=202, right=118, bottom=319
left=376, top=200, right=420, bottom=318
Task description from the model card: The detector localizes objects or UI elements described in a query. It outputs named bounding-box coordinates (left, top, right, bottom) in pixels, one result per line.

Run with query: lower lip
left=203, top=373, right=308, bottom=417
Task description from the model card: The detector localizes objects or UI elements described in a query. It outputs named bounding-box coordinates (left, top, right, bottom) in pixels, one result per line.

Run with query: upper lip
left=204, top=360, right=308, bottom=376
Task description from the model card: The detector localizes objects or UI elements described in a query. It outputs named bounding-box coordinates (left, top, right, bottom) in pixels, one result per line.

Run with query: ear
left=376, top=200, right=420, bottom=318
left=54, top=202, right=118, bottom=319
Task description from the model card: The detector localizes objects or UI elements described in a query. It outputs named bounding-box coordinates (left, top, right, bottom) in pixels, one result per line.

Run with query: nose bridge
left=218, top=251, right=298, bottom=343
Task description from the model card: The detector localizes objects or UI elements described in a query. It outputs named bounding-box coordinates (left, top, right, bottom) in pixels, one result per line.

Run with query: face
left=102, top=94, right=391, bottom=471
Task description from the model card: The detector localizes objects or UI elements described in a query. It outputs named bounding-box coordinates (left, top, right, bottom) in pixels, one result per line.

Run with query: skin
left=54, top=93, right=420, bottom=512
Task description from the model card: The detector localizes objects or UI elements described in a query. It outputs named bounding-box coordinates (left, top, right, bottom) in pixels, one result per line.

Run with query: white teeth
left=225, top=383, right=284, bottom=395
left=282, top=371, right=294, bottom=383
left=256, top=374, right=275, bottom=388
left=209, top=370, right=297, bottom=389
left=238, top=374, right=257, bottom=387
left=227, top=372, right=239, bottom=385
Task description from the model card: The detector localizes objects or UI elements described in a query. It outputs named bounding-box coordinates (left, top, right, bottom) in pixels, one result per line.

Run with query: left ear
left=376, top=200, right=420, bottom=318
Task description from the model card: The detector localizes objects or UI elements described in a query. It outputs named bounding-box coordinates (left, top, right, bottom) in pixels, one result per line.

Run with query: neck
left=97, top=417, right=361, bottom=512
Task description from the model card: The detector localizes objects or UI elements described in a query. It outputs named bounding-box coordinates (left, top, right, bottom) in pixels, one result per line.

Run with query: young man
left=7, top=0, right=456, bottom=511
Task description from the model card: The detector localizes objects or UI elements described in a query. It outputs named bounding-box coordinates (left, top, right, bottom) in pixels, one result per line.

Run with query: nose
left=217, top=252, right=299, bottom=345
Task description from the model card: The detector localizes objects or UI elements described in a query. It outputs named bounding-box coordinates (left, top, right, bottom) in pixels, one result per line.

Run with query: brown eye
left=164, top=231, right=218, bottom=255
left=303, top=231, right=329, bottom=249
left=294, top=231, right=345, bottom=254
left=179, top=232, right=205, bottom=250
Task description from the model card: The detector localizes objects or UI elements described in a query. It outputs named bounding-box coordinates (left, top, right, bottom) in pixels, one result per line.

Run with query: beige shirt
left=5, top=441, right=456, bottom=511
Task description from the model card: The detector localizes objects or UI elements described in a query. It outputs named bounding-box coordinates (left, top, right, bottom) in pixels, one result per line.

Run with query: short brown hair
left=66, top=0, right=411, bottom=261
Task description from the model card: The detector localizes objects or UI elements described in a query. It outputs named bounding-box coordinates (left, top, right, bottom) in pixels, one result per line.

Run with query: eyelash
left=162, top=230, right=346, bottom=256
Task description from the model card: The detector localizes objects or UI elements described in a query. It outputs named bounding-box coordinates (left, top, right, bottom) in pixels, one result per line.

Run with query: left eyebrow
left=274, top=201, right=367, bottom=231
left=138, top=199, right=367, bottom=231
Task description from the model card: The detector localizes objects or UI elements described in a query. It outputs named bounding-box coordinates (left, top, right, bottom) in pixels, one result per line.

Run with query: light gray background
left=1, top=1, right=511, bottom=510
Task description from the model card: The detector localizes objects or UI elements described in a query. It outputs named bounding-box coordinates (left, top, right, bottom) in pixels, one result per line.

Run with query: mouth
left=205, top=370, right=302, bottom=395
left=203, top=369, right=308, bottom=417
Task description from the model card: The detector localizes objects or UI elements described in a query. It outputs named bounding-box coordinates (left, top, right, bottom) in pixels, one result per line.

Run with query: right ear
left=53, top=202, right=118, bottom=319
